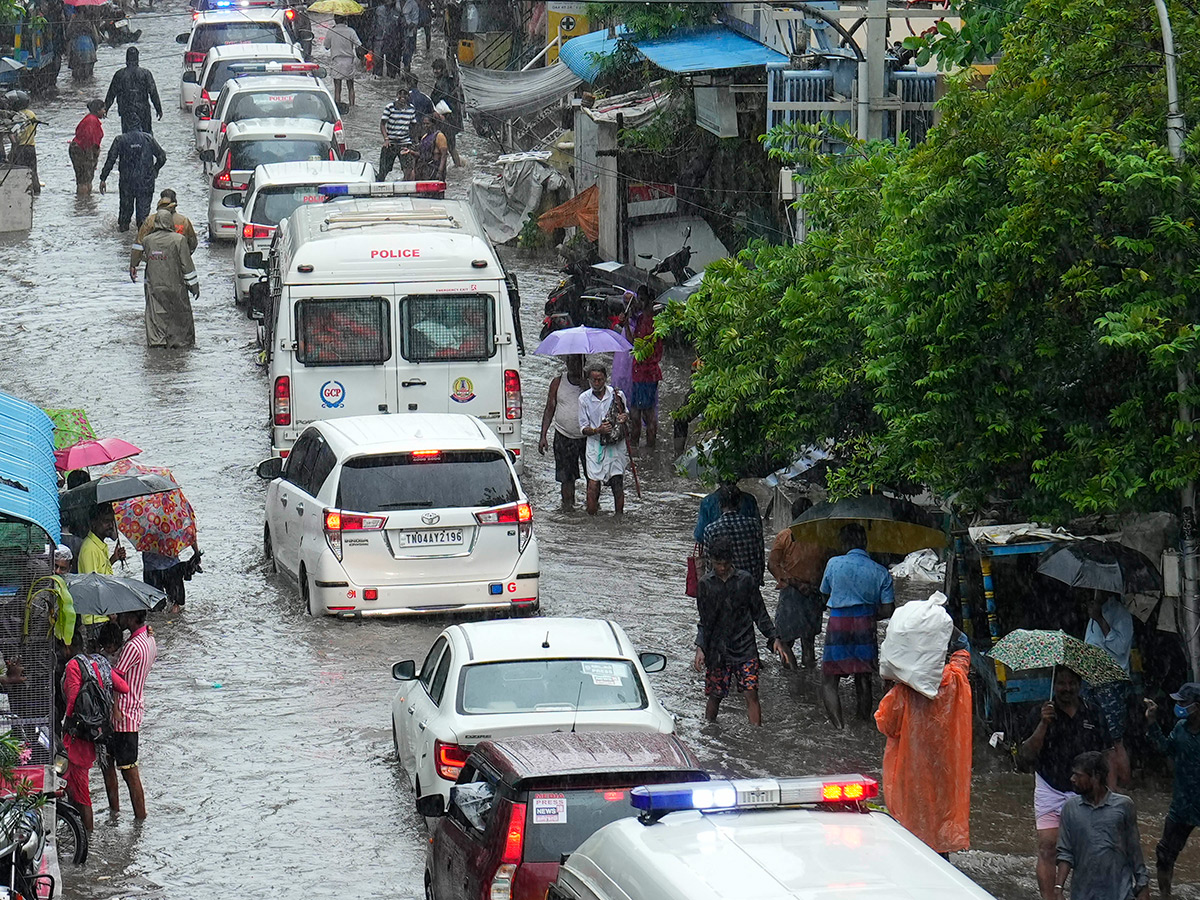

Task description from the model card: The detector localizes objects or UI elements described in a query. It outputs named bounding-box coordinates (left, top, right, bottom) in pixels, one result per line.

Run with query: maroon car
left=420, top=731, right=708, bottom=900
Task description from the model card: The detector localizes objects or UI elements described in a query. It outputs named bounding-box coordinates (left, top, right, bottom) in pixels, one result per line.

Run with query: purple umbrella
left=533, top=326, right=633, bottom=356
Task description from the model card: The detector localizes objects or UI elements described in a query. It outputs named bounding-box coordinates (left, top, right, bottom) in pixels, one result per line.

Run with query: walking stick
left=625, top=436, right=642, bottom=498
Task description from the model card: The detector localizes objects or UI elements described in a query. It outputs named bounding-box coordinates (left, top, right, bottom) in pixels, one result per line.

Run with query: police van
left=549, top=775, right=1000, bottom=900
left=255, top=182, right=526, bottom=466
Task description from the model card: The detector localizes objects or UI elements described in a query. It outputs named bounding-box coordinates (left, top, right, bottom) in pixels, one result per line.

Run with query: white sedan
left=390, top=617, right=674, bottom=807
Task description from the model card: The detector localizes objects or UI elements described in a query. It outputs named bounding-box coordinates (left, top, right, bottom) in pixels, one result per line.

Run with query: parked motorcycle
left=0, top=798, right=54, bottom=900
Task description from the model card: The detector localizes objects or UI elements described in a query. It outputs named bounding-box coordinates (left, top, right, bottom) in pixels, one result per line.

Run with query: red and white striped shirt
left=112, top=625, right=158, bottom=733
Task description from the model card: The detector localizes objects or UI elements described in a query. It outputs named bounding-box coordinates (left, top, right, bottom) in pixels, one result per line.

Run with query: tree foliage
left=674, top=0, right=1200, bottom=520
left=584, top=2, right=713, bottom=39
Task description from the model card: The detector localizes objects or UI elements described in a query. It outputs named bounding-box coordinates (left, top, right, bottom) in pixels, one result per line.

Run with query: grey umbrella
left=1036, top=540, right=1163, bottom=595
left=65, top=573, right=165, bottom=616
left=59, top=473, right=177, bottom=513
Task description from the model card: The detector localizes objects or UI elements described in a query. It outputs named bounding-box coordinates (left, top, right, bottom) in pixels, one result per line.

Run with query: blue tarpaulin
left=635, top=26, right=788, bottom=73
left=560, top=24, right=786, bottom=82
left=0, top=392, right=60, bottom=543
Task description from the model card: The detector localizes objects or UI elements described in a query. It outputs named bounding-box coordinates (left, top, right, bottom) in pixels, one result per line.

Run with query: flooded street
left=0, top=6, right=1197, bottom=898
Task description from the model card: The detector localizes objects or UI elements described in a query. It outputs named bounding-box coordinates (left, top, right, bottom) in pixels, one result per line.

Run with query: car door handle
left=402, top=379, right=427, bottom=387
left=280, top=495, right=288, bottom=507
left=418, top=720, right=428, bottom=731
left=407, top=705, right=415, bottom=715
left=296, top=502, right=304, bottom=516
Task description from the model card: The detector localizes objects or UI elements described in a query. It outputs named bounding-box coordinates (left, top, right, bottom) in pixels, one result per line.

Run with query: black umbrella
left=65, top=573, right=165, bottom=616
left=59, top=473, right=177, bottom=513
left=1036, top=540, right=1162, bottom=595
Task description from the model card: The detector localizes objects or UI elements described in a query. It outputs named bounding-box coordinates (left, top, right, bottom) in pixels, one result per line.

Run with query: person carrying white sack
left=875, top=593, right=973, bottom=857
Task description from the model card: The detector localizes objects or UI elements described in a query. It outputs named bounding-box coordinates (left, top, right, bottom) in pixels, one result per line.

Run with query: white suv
left=178, top=16, right=302, bottom=108
left=257, top=414, right=539, bottom=617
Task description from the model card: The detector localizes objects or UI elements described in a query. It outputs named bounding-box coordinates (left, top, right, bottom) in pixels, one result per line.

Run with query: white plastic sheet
left=889, top=548, right=946, bottom=584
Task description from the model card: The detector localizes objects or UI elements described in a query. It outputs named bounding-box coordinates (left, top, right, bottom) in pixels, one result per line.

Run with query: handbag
left=685, top=543, right=704, bottom=598
left=598, top=390, right=627, bottom=446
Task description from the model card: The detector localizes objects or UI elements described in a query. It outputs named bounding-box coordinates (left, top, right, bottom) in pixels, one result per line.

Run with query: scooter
left=641, top=226, right=695, bottom=286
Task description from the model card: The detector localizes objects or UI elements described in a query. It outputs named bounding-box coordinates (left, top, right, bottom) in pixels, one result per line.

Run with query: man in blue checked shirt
left=701, top=485, right=765, bottom=585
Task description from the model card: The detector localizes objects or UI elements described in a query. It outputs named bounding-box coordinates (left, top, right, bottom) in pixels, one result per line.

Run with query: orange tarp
left=875, top=649, right=972, bottom=853
left=538, top=184, right=599, bottom=242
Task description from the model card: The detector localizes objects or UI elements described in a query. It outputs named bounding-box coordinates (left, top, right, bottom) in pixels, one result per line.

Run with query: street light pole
left=1152, top=0, right=1200, bottom=678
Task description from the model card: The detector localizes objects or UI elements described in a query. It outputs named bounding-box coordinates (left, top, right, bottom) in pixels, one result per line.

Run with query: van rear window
left=295, top=298, right=390, bottom=366
left=335, top=450, right=517, bottom=512
left=192, top=23, right=285, bottom=55
left=401, top=294, right=495, bottom=362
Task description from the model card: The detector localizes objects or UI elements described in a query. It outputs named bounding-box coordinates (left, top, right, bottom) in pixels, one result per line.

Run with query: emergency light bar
left=630, top=776, right=879, bottom=818
left=226, top=62, right=323, bottom=75
left=318, top=182, right=447, bottom=197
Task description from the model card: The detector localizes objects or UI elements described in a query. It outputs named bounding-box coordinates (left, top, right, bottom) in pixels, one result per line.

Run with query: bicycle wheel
left=55, top=799, right=88, bottom=866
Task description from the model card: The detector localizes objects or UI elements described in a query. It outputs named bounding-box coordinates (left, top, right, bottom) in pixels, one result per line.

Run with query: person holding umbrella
left=102, top=608, right=157, bottom=820
left=78, top=504, right=126, bottom=575
left=538, top=354, right=587, bottom=510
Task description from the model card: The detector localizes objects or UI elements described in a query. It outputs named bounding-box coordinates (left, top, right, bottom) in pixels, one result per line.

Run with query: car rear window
left=251, top=184, right=329, bottom=226
left=207, top=58, right=296, bottom=93
left=229, top=90, right=335, bottom=123
left=335, top=451, right=517, bottom=512
left=520, top=779, right=703, bottom=864
left=401, top=295, right=496, bottom=362
left=193, top=23, right=286, bottom=54
left=230, top=139, right=332, bottom=171
left=459, top=660, right=646, bottom=715
left=295, top=297, right=390, bottom=366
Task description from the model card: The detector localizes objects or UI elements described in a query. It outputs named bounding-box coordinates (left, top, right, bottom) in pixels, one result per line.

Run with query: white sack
left=879, top=595, right=954, bottom=699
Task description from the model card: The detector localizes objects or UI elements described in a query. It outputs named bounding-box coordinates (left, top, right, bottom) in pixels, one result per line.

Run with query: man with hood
left=104, top=47, right=162, bottom=134
left=134, top=209, right=199, bottom=349
left=131, top=188, right=197, bottom=276
left=99, top=126, right=166, bottom=231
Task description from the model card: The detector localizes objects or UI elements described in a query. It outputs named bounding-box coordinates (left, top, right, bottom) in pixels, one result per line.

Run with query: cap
left=1170, top=683, right=1200, bottom=704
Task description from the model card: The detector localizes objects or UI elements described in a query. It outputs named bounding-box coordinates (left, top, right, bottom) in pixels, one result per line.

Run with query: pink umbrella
left=54, top=437, right=142, bottom=472
left=63, top=0, right=109, bottom=6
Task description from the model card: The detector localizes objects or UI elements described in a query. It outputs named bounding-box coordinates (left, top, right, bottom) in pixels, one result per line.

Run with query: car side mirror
left=341, top=149, right=361, bottom=162
left=199, top=149, right=216, bottom=164
left=222, top=192, right=244, bottom=209
left=392, top=659, right=417, bottom=681
left=506, top=450, right=517, bottom=464
left=175, top=33, right=189, bottom=44
left=256, top=456, right=284, bottom=480
left=639, top=651, right=667, bottom=673
left=182, top=70, right=198, bottom=83
left=244, top=251, right=266, bottom=269
left=415, top=793, right=445, bottom=818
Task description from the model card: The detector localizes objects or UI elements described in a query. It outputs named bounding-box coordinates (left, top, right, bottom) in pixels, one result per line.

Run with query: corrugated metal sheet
left=558, top=27, right=624, bottom=83
left=635, top=26, right=787, bottom=74
left=0, top=392, right=59, bottom=543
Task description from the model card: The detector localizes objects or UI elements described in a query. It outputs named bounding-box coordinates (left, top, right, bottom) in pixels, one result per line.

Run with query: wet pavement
left=1, top=6, right=1198, bottom=897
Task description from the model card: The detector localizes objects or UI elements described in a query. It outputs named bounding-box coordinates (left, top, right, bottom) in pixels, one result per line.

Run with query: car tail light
left=200, top=89, right=210, bottom=102
left=504, top=369, right=521, bottom=420
left=333, top=118, right=345, bottom=150
left=185, top=51, right=205, bottom=65
left=213, top=170, right=248, bottom=191
left=323, top=509, right=385, bottom=561
left=434, top=740, right=470, bottom=781
left=273, top=376, right=290, bottom=426
left=284, top=7, right=295, bottom=18
left=476, top=502, right=533, bottom=551
left=220, top=122, right=228, bottom=134
left=242, top=223, right=275, bottom=241
left=487, top=802, right=526, bottom=900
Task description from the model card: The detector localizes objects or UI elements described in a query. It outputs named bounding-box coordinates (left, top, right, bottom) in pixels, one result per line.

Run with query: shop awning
left=558, top=27, right=625, bottom=83
left=634, top=26, right=788, bottom=74
left=0, top=392, right=60, bottom=543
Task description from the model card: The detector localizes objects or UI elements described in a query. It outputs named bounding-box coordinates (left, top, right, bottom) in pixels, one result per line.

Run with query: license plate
left=402, top=529, right=464, bottom=546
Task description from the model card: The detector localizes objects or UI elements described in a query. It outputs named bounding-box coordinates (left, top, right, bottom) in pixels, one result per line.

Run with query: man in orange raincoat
left=875, top=642, right=973, bottom=855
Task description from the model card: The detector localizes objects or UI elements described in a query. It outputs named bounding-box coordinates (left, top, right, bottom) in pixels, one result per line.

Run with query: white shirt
left=1084, top=597, right=1134, bottom=674
left=578, top=385, right=621, bottom=432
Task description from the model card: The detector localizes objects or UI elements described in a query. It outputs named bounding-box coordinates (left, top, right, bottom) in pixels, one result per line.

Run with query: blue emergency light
left=316, top=181, right=446, bottom=198
left=630, top=775, right=879, bottom=818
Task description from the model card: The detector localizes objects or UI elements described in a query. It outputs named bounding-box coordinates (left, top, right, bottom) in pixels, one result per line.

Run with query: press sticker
left=591, top=674, right=622, bottom=686
left=532, top=794, right=567, bottom=825
left=581, top=663, right=615, bottom=677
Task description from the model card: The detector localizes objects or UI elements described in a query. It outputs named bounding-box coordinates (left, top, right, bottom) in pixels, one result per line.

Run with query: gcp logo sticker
left=321, top=380, right=346, bottom=408
left=450, top=376, right=475, bottom=403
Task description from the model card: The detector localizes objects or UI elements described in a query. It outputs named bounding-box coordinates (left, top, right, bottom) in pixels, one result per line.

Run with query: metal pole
left=1153, top=0, right=1200, bottom=678
left=864, top=0, right=887, bottom=140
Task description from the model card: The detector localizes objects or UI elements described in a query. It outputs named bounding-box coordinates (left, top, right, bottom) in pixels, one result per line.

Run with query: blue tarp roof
left=0, top=392, right=60, bottom=543
left=560, top=24, right=787, bottom=82
left=634, top=26, right=788, bottom=74
left=558, top=26, right=625, bottom=83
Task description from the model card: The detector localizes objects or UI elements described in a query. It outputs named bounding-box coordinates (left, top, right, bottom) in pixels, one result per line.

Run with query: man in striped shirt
left=378, top=85, right=417, bottom=181
left=102, top=609, right=158, bottom=819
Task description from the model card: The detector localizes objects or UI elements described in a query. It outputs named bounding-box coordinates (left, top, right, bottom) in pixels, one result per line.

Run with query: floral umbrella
left=105, top=460, right=198, bottom=559
left=988, top=629, right=1130, bottom=685
left=42, top=408, right=97, bottom=450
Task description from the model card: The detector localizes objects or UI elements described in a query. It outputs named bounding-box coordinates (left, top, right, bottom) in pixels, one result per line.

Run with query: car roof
left=474, top=733, right=701, bottom=782
left=316, top=413, right=502, bottom=457
left=564, top=808, right=999, bottom=900
left=222, top=75, right=328, bottom=93
left=225, top=117, right=334, bottom=138
left=193, top=8, right=287, bottom=24
left=250, top=160, right=373, bottom=188
left=204, top=43, right=301, bottom=61
left=450, top=618, right=632, bottom=664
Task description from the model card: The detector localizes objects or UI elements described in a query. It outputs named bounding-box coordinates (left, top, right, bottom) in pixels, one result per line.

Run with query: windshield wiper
left=375, top=500, right=434, bottom=509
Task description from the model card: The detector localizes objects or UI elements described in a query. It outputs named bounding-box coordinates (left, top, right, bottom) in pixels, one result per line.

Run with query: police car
left=549, top=776, right=1000, bottom=900
left=176, top=11, right=302, bottom=108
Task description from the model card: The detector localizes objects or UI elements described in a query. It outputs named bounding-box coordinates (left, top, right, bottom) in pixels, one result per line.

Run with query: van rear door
left=395, top=287, right=508, bottom=426
left=286, top=288, right=399, bottom=435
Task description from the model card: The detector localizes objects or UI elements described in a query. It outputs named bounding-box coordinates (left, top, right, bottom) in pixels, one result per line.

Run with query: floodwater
left=0, top=6, right=1197, bottom=897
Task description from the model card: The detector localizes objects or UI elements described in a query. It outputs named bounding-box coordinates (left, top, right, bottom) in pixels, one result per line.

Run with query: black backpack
left=64, top=656, right=113, bottom=744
